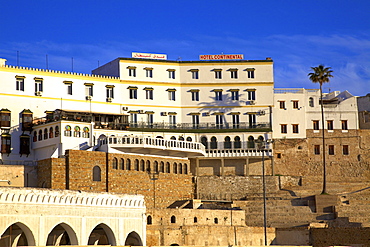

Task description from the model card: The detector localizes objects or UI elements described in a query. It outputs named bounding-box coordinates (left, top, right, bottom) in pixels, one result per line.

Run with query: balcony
left=128, top=121, right=271, bottom=133
left=101, top=135, right=206, bottom=158
left=202, top=141, right=272, bottom=157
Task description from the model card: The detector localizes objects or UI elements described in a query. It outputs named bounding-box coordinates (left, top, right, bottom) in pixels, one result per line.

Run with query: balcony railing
left=203, top=141, right=272, bottom=157
left=129, top=121, right=270, bottom=130
left=104, top=135, right=206, bottom=156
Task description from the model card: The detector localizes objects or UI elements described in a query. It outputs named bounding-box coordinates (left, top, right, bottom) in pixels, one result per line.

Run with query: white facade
left=0, top=55, right=274, bottom=166
left=273, top=88, right=359, bottom=139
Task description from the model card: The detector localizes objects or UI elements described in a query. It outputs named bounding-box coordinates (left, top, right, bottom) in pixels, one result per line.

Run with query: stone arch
left=154, top=161, right=159, bottom=173
left=124, top=231, right=143, bottom=246
left=224, top=136, right=232, bottom=149
left=93, top=166, right=101, bottom=181
left=134, top=159, right=139, bottom=171
left=146, top=160, right=151, bottom=172
left=120, top=158, right=124, bottom=170
left=140, top=159, right=145, bottom=171
left=179, top=163, right=183, bottom=174
left=88, top=223, right=116, bottom=246
left=46, top=222, right=78, bottom=246
left=173, top=163, right=178, bottom=174
left=0, top=222, right=36, bottom=246
left=200, top=136, right=208, bottom=149
left=183, top=163, right=188, bottom=174
left=186, top=136, right=192, bottom=142
left=166, top=162, right=171, bottom=173
left=126, top=159, right=131, bottom=170
left=147, top=215, right=152, bottom=225
left=247, top=135, right=255, bottom=148
left=171, top=215, right=176, bottom=223
left=112, top=157, right=118, bottom=169
left=210, top=136, right=217, bottom=149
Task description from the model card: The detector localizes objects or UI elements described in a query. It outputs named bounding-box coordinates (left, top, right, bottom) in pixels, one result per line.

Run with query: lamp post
left=148, top=169, right=159, bottom=209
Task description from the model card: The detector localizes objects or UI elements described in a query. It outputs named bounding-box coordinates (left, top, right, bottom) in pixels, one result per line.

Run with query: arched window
left=55, top=126, right=60, bottom=137
left=74, top=126, right=81, bottom=137
left=147, top=215, right=152, bottom=225
left=49, top=127, right=54, bottom=138
left=173, top=163, right=178, bottom=174
left=170, top=136, right=176, bottom=140
left=210, top=136, right=217, bottom=149
left=135, top=159, right=139, bottom=171
left=146, top=160, right=151, bottom=172
left=93, top=166, right=101, bottom=181
left=166, top=162, right=171, bottom=173
left=33, top=131, right=37, bottom=142
left=44, top=128, right=48, bottom=140
left=112, top=158, right=118, bottom=169
left=179, top=163, right=183, bottom=174
left=171, top=215, right=176, bottom=223
left=183, top=164, right=188, bottom=174
left=160, top=161, right=165, bottom=173
left=120, top=158, right=124, bottom=170
left=224, top=136, right=231, bottom=149
left=186, top=137, right=192, bottom=142
left=154, top=161, right=159, bottom=173
left=247, top=136, right=255, bottom=148
left=126, top=159, right=131, bottom=170
left=19, top=134, right=30, bottom=156
left=214, top=218, right=218, bottom=224
left=201, top=136, right=208, bottom=149
left=65, top=125, right=72, bottom=137
left=234, top=136, right=241, bottom=148
left=178, top=136, right=184, bottom=141
left=257, top=136, right=264, bottom=148
left=38, top=130, right=43, bottom=141
left=309, top=97, right=314, bottom=107
left=82, top=127, right=90, bottom=138
left=194, top=217, right=198, bottom=223
left=140, top=159, right=145, bottom=171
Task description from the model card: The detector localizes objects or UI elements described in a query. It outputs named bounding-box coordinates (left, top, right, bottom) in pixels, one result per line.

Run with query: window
left=215, top=114, right=223, bottom=128
left=144, top=67, right=153, bottom=78
left=21, top=109, right=33, bottom=132
left=309, top=97, right=314, bottom=107
left=292, top=124, right=299, bottom=133
left=248, top=113, right=256, bottom=127
left=230, top=90, right=239, bottom=100
left=144, top=87, right=153, bottom=100
left=93, top=166, right=101, bottom=181
left=210, top=136, right=217, bottom=149
left=214, top=90, right=223, bottom=101
left=147, top=113, right=153, bottom=125
left=328, top=145, right=334, bottom=155
left=171, top=215, right=176, bottom=223
left=82, top=127, right=90, bottom=138
left=192, top=114, right=199, bottom=127
left=169, top=114, right=176, bottom=126
left=16, top=76, right=25, bottom=91
left=276, top=153, right=282, bottom=159
left=232, top=114, right=240, bottom=128
left=341, top=120, right=348, bottom=130
left=65, top=125, right=72, bottom=137
left=314, top=145, right=320, bottom=155
left=106, top=86, right=114, bottom=100
left=246, top=68, right=255, bottom=78
left=230, top=69, right=238, bottom=79
left=1, top=133, right=11, bottom=154
left=327, top=120, right=334, bottom=130
left=194, top=217, right=198, bottom=223
left=167, top=69, right=175, bottom=79
left=74, top=126, right=81, bottom=137
left=313, top=120, right=319, bottom=130
left=343, top=145, right=349, bottom=155
left=234, top=136, right=241, bottom=148
left=0, top=109, right=11, bottom=128
left=191, top=90, right=199, bottom=101
left=112, top=158, right=118, bottom=169
left=190, top=69, right=199, bottom=79
left=128, top=86, right=138, bottom=99
left=224, top=136, right=231, bottom=149
left=128, top=66, right=136, bottom=77
left=281, top=124, right=287, bottom=134
left=130, top=112, right=138, bottom=125
left=214, top=218, right=219, bottom=224
left=19, top=134, right=30, bottom=155
left=279, top=101, right=285, bottom=109
left=85, top=84, right=93, bottom=97
left=147, top=215, right=152, bottom=225
left=247, top=89, right=256, bottom=100
left=34, top=77, right=43, bottom=93
left=167, top=89, right=176, bottom=101
left=214, top=69, right=222, bottom=79
left=292, top=100, right=299, bottom=109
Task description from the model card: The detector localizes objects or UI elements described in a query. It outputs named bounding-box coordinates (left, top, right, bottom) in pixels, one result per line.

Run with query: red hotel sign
left=199, top=54, right=244, bottom=60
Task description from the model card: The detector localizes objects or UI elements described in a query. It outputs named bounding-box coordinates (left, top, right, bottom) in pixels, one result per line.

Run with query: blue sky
left=1, top=0, right=369, bottom=96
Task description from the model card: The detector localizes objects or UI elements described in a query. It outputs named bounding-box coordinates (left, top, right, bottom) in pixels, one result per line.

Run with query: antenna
left=17, top=51, right=19, bottom=66
left=46, top=54, right=49, bottom=70
left=71, top=57, right=74, bottom=72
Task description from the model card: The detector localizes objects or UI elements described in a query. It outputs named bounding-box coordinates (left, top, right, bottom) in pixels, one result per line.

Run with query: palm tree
left=308, top=65, right=333, bottom=194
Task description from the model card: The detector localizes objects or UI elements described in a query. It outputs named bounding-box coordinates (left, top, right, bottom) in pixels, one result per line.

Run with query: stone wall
left=310, top=227, right=370, bottom=246
left=38, top=150, right=194, bottom=209
left=196, top=176, right=282, bottom=200
left=273, top=129, right=370, bottom=179
left=0, top=164, right=37, bottom=187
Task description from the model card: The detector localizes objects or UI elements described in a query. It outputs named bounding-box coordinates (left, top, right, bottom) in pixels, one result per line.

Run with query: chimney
left=0, top=58, right=7, bottom=66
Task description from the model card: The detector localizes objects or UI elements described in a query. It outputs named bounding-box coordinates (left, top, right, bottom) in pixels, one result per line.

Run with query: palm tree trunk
left=320, top=83, right=327, bottom=194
